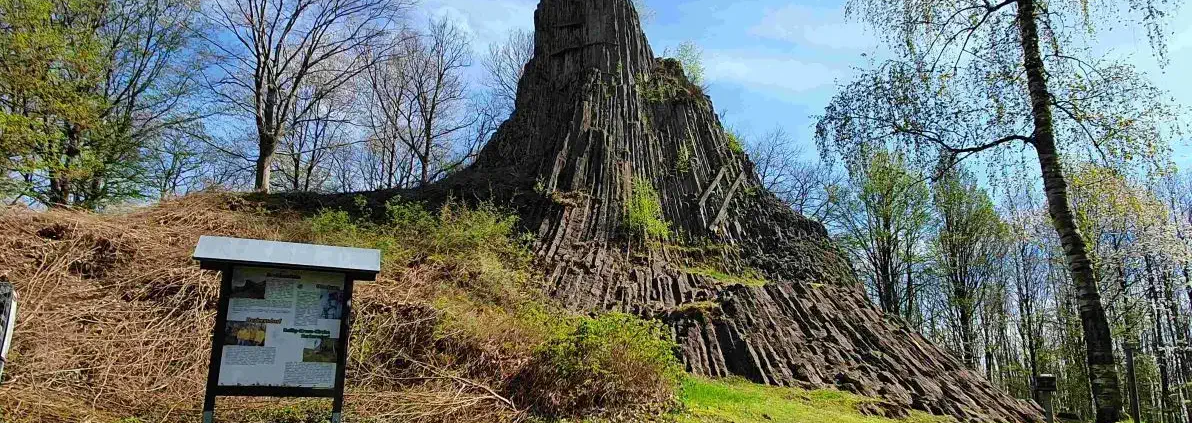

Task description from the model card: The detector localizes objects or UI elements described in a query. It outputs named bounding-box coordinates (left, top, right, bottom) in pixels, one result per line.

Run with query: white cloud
left=704, top=51, right=842, bottom=95
left=748, top=4, right=875, bottom=51
left=421, top=0, right=535, bottom=45
left=1171, top=26, right=1192, bottom=53
left=429, top=6, right=476, bottom=36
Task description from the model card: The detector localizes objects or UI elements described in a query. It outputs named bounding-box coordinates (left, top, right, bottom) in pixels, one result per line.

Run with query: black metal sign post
left=193, top=236, right=379, bottom=423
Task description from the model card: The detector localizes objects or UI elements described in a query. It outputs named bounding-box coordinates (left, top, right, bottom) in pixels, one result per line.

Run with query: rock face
left=435, top=0, right=1042, bottom=421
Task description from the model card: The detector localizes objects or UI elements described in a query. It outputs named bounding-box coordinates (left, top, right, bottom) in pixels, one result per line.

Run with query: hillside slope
left=0, top=195, right=536, bottom=422
left=0, top=195, right=956, bottom=423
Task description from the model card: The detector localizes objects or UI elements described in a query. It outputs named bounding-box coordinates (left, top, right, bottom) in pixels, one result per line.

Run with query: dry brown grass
left=0, top=193, right=524, bottom=422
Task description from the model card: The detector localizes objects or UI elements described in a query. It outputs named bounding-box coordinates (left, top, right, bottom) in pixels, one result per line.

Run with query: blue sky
left=421, top=0, right=1192, bottom=167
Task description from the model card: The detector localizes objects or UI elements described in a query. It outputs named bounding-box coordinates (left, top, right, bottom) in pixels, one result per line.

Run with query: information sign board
left=218, top=267, right=345, bottom=389
left=193, top=236, right=379, bottom=423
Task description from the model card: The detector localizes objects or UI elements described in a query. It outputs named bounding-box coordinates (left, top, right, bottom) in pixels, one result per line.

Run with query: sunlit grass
left=674, top=377, right=954, bottom=423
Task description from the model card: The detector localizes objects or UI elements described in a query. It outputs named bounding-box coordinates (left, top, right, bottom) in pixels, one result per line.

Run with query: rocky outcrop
left=432, top=0, right=1043, bottom=421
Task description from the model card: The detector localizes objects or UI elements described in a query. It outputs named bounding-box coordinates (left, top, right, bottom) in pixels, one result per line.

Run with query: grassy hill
left=0, top=193, right=953, bottom=423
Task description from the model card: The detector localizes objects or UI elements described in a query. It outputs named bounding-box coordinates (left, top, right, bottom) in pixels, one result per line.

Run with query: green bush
left=511, top=312, right=684, bottom=418
left=384, top=197, right=434, bottom=230
left=626, top=178, right=671, bottom=241
left=675, top=144, right=692, bottom=174
left=306, top=199, right=534, bottom=306
left=637, top=58, right=705, bottom=103
left=725, top=129, right=744, bottom=154
left=309, top=208, right=356, bottom=236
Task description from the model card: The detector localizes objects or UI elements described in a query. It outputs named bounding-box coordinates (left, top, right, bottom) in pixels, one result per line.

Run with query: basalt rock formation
left=432, top=0, right=1042, bottom=421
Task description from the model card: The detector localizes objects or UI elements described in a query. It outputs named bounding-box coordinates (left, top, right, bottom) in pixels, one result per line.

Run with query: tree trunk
left=961, top=301, right=976, bottom=370
left=255, top=133, right=277, bottom=193
left=905, top=259, right=915, bottom=326
left=1017, top=1, right=1123, bottom=421
left=1147, top=256, right=1173, bottom=422
left=47, top=171, right=71, bottom=207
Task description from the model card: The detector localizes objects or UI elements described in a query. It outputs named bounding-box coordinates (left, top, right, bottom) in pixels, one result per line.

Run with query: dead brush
left=0, top=194, right=521, bottom=422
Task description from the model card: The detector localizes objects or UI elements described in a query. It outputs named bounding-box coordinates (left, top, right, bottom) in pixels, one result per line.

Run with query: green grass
left=674, top=377, right=954, bottom=423
left=682, top=265, right=767, bottom=287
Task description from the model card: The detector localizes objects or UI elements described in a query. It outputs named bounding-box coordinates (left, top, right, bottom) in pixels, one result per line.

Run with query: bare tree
left=145, top=134, right=205, bottom=198
left=360, top=34, right=417, bottom=190
left=745, top=127, right=842, bottom=225
left=403, top=17, right=473, bottom=185
left=482, top=28, right=533, bottom=116
left=273, top=82, right=354, bottom=192
left=202, top=0, right=409, bottom=193
left=362, top=17, right=472, bottom=187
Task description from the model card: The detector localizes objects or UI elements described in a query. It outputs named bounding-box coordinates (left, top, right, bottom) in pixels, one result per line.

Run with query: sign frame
left=0, top=282, right=16, bottom=384
left=193, top=236, right=379, bottom=423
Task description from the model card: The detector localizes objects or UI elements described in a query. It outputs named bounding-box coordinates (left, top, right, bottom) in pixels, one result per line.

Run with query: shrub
left=511, top=312, right=684, bottom=418
left=625, top=178, right=671, bottom=241
left=675, top=144, right=692, bottom=174
left=384, top=197, right=434, bottom=230
left=682, top=265, right=767, bottom=287
left=638, top=58, right=705, bottom=103
left=725, top=129, right=744, bottom=154
left=309, top=208, right=357, bottom=236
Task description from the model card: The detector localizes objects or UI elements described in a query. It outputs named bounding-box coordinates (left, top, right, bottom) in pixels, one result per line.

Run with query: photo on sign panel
left=228, top=278, right=267, bottom=299
left=302, top=336, right=338, bottom=363
left=224, top=321, right=267, bottom=347
left=319, top=285, right=343, bottom=320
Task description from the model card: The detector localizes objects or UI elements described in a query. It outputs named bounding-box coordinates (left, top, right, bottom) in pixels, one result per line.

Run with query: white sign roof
left=192, top=236, right=381, bottom=275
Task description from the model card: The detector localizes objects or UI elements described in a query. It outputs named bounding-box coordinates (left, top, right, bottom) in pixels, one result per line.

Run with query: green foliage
left=668, top=301, right=721, bottom=315
left=0, top=0, right=112, bottom=204
left=638, top=77, right=684, bottom=103
left=673, top=41, right=705, bottom=87
left=514, top=312, right=684, bottom=418
left=626, top=178, right=672, bottom=241
left=310, top=198, right=526, bottom=262
left=309, top=209, right=357, bottom=235
left=931, top=168, right=1004, bottom=272
left=384, top=197, right=435, bottom=229
left=683, top=265, right=767, bottom=287
left=0, top=0, right=202, bottom=207
left=237, top=401, right=331, bottom=423
left=676, top=377, right=953, bottom=423
left=929, top=166, right=1005, bottom=367
left=675, top=143, right=693, bottom=174
left=307, top=198, right=533, bottom=305
left=725, top=129, right=744, bottom=154
left=638, top=58, right=705, bottom=103
left=832, top=148, right=931, bottom=315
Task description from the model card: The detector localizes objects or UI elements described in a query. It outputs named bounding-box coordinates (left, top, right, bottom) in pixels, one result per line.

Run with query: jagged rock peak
left=527, top=0, right=656, bottom=82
